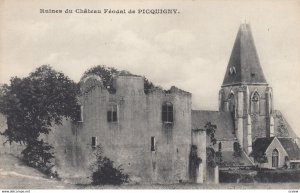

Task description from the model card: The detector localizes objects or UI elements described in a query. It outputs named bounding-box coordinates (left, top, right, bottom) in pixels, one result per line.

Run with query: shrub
left=219, top=170, right=255, bottom=183
left=233, top=142, right=242, bottom=157
left=90, top=145, right=129, bottom=185
left=22, top=140, right=58, bottom=178
left=206, top=147, right=217, bottom=168
left=255, top=169, right=300, bottom=183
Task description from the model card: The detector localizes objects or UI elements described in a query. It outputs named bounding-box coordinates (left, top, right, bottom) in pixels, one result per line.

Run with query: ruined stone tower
left=219, top=24, right=275, bottom=155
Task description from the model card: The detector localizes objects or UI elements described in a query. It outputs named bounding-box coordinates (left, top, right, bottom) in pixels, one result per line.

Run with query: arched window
left=162, top=102, right=173, bottom=123
left=218, top=142, right=222, bottom=152
left=272, top=149, right=279, bottom=168
left=251, top=91, right=260, bottom=114
left=228, top=93, right=235, bottom=113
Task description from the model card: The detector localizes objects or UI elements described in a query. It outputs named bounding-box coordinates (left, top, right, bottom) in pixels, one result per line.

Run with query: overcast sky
left=1, top=0, right=300, bottom=136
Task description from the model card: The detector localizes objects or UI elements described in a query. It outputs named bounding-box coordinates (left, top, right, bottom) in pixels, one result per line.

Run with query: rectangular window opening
left=107, top=105, right=118, bottom=123
left=151, top=136, right=155, bottom=151
left=162, top=103, right=174, bottom=124
left=113, top=111, right=117, bottom=122
left=92, top=137, right=97, bottom=148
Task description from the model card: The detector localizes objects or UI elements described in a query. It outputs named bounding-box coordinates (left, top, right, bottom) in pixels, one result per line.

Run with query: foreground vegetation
left=220, top=168, right=300, bottom=183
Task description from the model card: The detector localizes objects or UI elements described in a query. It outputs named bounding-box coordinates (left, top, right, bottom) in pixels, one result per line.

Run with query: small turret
left=114, top=71, right=144, bottom=96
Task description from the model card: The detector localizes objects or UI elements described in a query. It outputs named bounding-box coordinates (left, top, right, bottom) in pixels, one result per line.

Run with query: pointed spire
left=222, top=24, right=268, bottom=86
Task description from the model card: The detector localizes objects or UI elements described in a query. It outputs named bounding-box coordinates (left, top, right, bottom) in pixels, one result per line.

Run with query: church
left=194, top=24, right=300, bottom=171
left=1, top=23, right=300, bottom=184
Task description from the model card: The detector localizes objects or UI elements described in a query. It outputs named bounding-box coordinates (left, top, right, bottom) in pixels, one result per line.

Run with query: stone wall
left=259, top=138, right=287, bottom=169
left=53, top=74, right=193, bottom=184
left=219, top=84, right=273, bottom=154
left=215, top=140, right=237, bottom=152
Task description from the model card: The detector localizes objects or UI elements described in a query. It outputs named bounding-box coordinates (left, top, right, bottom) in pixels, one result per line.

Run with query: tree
left=252, top=151, right=268, bottom=164
left=233, top=142, right=242, bottom=157
left=205, top=122, right=221, bottom=168
left=90, top=145, right=129, bottom=185
left=206, top=147, right=217, bottom=168
left=0, top=65, right=79, bottom=176
left=82, top=65, right=156, bottom=94
left=82, top=65, right=118, bottom=93
left=205, top=122, right=217, bottom=145
left=144, top=77, right=156, bottom=94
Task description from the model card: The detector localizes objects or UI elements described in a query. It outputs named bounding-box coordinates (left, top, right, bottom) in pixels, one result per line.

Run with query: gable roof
left=222, top=24, right=268, bottom=86
left=251, top=137, right=275, bottom=158
left=251, top=137, right=300, bottom=161
left=277, top=138, right=300, bottom=160
left=191, top=110, right=235, bottom=140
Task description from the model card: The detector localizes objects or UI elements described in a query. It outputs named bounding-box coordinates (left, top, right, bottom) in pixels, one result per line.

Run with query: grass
left=0, top=153, right=300, bottom=189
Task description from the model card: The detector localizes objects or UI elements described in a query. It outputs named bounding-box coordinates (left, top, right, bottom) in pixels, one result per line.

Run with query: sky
left=1, top=0, right=300, bottom=136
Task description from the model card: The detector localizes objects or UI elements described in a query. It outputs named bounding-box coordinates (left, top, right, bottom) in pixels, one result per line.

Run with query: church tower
left=219, top=24, right=274, bottom=155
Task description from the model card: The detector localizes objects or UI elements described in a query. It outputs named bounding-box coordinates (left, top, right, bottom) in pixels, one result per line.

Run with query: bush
left=206, top=147, right=217, bottom=168
left=219, top=170, right=255, bottom=183
left=22, top=140, right=58, bottom=178
left=220, top=169, right=300, bottom=183
left=233, top=142, right=242, bottom=157
left=90, top=145, right=129, bottom=185
left=255, top=169, right=300, bottom=183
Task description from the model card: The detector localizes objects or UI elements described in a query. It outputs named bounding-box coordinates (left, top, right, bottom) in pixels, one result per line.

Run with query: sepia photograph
left=0, top=0, right=300, bottom=191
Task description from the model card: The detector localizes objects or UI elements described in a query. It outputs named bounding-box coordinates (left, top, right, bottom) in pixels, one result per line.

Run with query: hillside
left=0, top=153, right=75, bottom=189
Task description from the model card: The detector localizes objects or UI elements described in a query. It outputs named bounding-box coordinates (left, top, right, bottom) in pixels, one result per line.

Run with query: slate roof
left=220, top=151, right=254, bottom=167
left=278, top=138, right=300, bottom=160
left=191, top=110, right=235, bottom=140
left=251, top=137, right=275, bottom=158
left=222, top=24, right=268, bottom=86
left=251, top=137, right=300, bottom=161
left=274, top=110, right=298, bottom=139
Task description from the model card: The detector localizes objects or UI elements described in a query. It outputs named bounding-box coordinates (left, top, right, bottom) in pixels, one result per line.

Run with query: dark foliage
left=144, top=77, right=156, bottom=94
left=205, top=122, right=217, bottom=145
left=205, top=122, right=219, bottom=168
left=0, top=65, right=80, bottom=143
left=0, top=65, right=79, bottom=177
left=22, top=140, right=57, bottom=177
left=189, top=145, right=202, bottom=181
left=220, top=169, right=300, bottom=183
left=255, top=169, right=300, bottom=182
left=206, top=149, right=223, bottom=168
left=233, top=142, right=242, bottom=157
left=252, top=151, right=268, bottom=163
left=82, top=65, right=156, bottom=94
left=82, top=65, right=118, bottom=93
left=215, top=151, right=223, bottom=165
left=90, top=145, right=129, bottom=185
left=206, top=147, right=217, bottom=168
left=219, top=170, right=255, bottom=183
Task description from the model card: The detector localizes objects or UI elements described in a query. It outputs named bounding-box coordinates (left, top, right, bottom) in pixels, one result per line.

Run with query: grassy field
left=0, top=153, right=299, bottom=189
left=0, top=153, right=75, bottom=189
